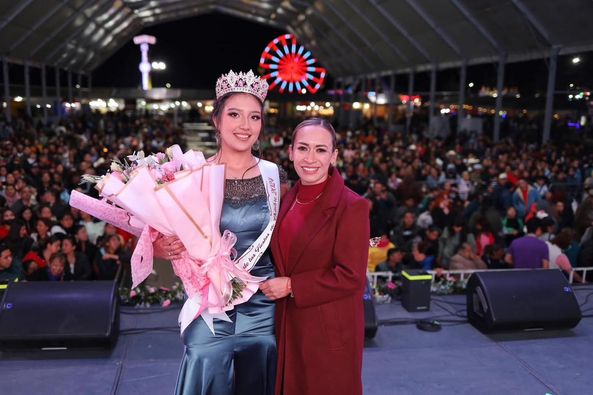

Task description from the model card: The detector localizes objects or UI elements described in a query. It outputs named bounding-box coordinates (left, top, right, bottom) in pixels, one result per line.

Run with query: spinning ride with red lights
left=259, top=34, right=327, bottom=94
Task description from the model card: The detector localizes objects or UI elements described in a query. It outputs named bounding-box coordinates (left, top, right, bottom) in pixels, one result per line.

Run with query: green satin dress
left=174, top=176, right=277, bottom=395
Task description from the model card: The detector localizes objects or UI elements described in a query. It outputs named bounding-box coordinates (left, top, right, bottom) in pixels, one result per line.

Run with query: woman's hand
left=260, top=277, right=292, bottom=300
left=153, top=234, right=186, bottom=261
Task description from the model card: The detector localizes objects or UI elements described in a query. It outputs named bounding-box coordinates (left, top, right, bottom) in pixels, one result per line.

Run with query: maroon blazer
left=271, top=170, right=370, bottom=395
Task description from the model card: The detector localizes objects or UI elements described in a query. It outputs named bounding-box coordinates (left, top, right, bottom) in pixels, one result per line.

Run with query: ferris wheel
left=259, top=34, right=327, bottom=94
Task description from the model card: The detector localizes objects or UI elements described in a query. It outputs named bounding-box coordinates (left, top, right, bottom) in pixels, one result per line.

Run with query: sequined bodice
left=224, top=177, right=267, bottom=207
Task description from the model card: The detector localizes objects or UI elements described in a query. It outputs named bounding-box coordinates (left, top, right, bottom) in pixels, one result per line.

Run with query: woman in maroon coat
left=260, top=118, right=370, bottom=395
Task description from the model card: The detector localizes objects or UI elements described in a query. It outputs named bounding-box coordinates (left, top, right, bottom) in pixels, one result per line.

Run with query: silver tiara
left=215, top=70, right=269, bottom=102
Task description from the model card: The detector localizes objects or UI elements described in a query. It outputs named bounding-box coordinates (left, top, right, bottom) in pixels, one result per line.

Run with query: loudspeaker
left=363, top=279, right=379, bottom=339
left=0, top=281, right=119, bottom=349
left=401, top=270, right=431, bottom=312
left=466, top=269, right=581, bottom=332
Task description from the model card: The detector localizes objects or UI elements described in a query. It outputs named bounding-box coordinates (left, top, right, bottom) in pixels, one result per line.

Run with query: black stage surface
left=1, top=288, right=592, bottom=395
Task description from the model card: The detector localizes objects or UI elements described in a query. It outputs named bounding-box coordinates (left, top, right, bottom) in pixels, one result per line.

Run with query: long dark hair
left=210, top=92, right=265, bottom=179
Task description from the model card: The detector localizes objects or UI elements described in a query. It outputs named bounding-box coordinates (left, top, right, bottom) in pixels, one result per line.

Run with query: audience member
left=505, top=218, right=549, bottom=269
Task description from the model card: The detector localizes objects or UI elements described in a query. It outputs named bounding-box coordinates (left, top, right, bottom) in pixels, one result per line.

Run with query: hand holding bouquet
left=71, top=145, right=266, bottom=333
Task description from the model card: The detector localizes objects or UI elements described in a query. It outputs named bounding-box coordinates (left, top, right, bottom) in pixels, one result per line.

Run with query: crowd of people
left=1, top=111, right=593, bottom=285
left=261, top=120, right=593, bottom=282
left=0, top=112, right=185, bottom=284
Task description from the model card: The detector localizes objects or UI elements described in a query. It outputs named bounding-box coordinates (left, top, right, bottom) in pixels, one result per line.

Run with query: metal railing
left=367, top=266, right=593, bottom=288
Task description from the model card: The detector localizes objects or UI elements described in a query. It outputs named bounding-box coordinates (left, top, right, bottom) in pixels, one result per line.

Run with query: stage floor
left=1, top=287, right=592, bottom=395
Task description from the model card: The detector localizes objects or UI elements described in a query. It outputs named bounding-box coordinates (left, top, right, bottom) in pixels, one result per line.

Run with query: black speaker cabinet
left=401, top=270, right=432, bottom=312
left=466, top=269, right=581, bottom=332
left=0, top=281, right=119, bottom=349
left=363, top=279, right=379, bottom=339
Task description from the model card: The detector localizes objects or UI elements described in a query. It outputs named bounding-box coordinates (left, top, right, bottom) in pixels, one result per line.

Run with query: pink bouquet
left=71, top=145, right=266, bottom=333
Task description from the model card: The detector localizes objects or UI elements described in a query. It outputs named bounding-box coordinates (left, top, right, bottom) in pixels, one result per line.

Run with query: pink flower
left=156, top=152, right=167, bottom=163
left=130, top=290, right=137, bottom=297
left=161, top=161, right=179, bottom=174
left=147, top=286, right=156, bottom=294
left=387, top=282, right=396, bottom=290
left=161, top=299, right=171, bottom=308
left=162, top=171, right=175, bottom=183
left=160, top=286, right=171, bottom=292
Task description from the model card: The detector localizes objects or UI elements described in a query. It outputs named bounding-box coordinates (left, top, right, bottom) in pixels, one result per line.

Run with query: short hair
left=457, top=242, right=473, bottom=253
left=415, top=241, right=429, bottom=254
left=387, top=247, right=401, bottom=258
left=0, top=242, right=10, bottom=254
left=526, top=218, right=541, bottom=234
left=49, top=252, right=66, bottom=265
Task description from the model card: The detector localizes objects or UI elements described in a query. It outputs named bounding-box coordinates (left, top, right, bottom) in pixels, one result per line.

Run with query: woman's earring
left=252, top=140, right=261, bottom=151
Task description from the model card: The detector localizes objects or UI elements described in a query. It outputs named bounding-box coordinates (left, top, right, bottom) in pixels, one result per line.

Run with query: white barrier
left=367, top=266, right=593, bottom=288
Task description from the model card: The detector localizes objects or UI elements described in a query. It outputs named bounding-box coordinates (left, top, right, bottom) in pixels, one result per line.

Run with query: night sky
left=92, top=11, right=592, bottom=108
left=93, top=13, right=287, bottom=90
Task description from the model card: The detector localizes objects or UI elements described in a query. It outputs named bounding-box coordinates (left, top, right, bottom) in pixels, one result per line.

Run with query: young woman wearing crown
left=155, top=70, right=287, bottom=395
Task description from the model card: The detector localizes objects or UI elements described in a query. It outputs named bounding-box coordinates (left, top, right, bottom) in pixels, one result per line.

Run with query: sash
left=178, top=158, right=280, bottom=334
left=235, top=159, right=280, bottom=271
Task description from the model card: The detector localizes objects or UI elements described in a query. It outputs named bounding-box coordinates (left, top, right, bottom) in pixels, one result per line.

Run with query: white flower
left=110, top=161, right=123, bottom=173
left=127, top=151, right=146, bottom=165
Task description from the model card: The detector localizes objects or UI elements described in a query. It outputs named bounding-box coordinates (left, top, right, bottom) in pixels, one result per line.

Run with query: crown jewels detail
left=215, top=70, right=269, bottom=102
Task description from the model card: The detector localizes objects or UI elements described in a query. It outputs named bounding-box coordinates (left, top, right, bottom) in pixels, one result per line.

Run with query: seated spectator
left=0, top=243, right=23, bottom=282
left=61, top=235, right=92, bottom=281
left=449, top=242, right=487, bottom=271
left=45, top=252, right=67, bottom=282
left=40, top=189, right=68, bottom=220
left=430, top=192, right=454, bottom=230
left=1, top=184, right=20, bottom=208
left=505, top=218, right=549, bottom=269
left=538, top=213, right=555, bottom=242
left=552, top=200, right=574, bottom=234
left=548, top=230, right=583, bottom=283
left=80, top=211, right=105, bottom=245
left=30, top=218, right=53, bottom=249
left=94, top=234, right=131, bottom=282
left=74, top=225, right=98, bottom=267
left=31, top=234, right=63, bottom=268
left=421, top=225, right=441, bottom=260
left=21, top=250, right=46, bottom=281
left=19, top=206, right=36, bottom=234
left=366, top=181, right=396, bottom=236
left=0, top=208, right=16, bottom=241
left=563, top=228, right=581, bottom=267
left=51, top=211, right=76, bottom=236
left=6, top=220, right=33, bottom=263
left=457, top=171, right=474, bottom=201
left=10, top=185, right=36, bottom=216
left=512, top=179, right=539, bottom=219
left=502, top=206, right=524, bottom=246
left=37, top=203, right=56, bottom=222
left=96, top=223, right=124, bottom=249
left=438, top=217, right=476, bottom=268
left=533, top=176, right=549, bottom=199
left=376, top=247, right=404, bottom=279
left=473, top=217, right=496, bottom=257
left=367, top=234, right=395, bottom=272
left=405, top=241, right=435, bottom=271
left=483, top=244, right=508, bottom=269
left=390, top=211, right=418, bottom=253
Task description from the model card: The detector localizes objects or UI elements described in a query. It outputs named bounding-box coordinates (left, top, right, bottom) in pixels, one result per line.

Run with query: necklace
left=295, top=192, right=324, bottom=205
